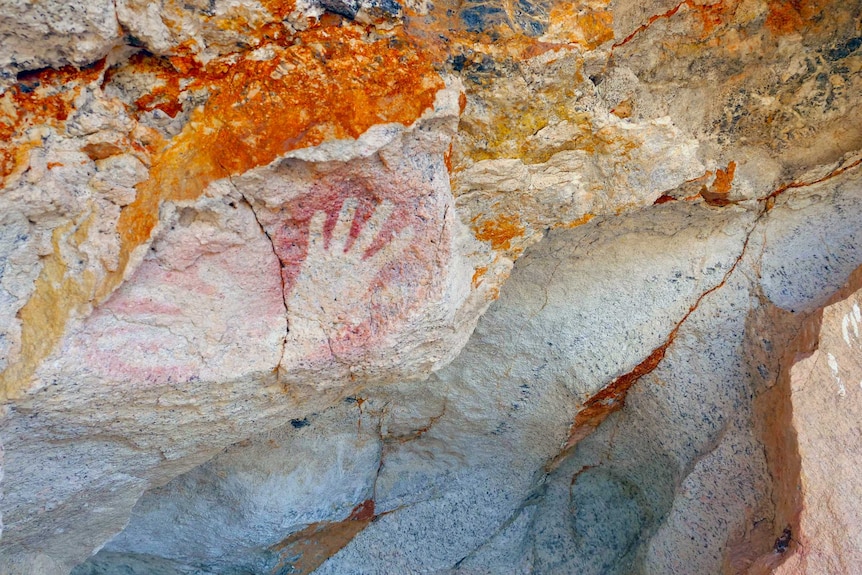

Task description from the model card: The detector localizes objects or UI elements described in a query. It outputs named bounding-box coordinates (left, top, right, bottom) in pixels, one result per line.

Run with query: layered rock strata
left=0, top=0, right=860, bottom=572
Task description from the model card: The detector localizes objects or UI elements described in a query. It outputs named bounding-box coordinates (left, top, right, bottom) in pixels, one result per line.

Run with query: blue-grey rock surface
left=73, top=164, right=862, bottom=574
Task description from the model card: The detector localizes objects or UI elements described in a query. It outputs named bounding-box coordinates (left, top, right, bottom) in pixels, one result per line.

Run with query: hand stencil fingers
left=365, top=224, right=415, bottom=276
left=355, top=200, right=395, bottom=256
left=331, top=198, right=358, bottom=253
left=284, top=194, right=426, bottom=363
left=306, top=210, right=328, bottom=257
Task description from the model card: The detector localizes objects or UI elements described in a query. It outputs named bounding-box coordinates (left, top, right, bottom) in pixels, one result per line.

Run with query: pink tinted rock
left=771, top=269, right=862, bottom=574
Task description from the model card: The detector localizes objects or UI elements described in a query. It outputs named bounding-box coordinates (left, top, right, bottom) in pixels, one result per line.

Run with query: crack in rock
left=232, top=183, right=290, bottom=378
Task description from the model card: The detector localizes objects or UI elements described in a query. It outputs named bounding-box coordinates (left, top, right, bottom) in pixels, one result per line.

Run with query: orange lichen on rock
left=712, top=160, right=736, bottom=194
left=269, top=500, right=376, bottom=575
left=1, top=19, right=444, bottom=398
left=471, top=266, right=489, bottom=287
left=473, top=214, right=525, bottom=251
left=259, top=0, right=298, bottom=20
left=127, top=55, right=186, bottom=118
left=555, top=213, right=595, bottom=229
left=185, top=21, right=440, bottom=172
left=544, top=1, right=614, bottom=48
left=701, top=160, right=736, bottom=206
left=0, top=62, right=105, bottom=181
left=106, top=21, right=443, bottom=296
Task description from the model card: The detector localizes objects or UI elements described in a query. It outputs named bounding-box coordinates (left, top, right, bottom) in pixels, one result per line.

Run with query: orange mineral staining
left=611, top=0, right=741, bottom=52
left=544, top=2, right=614, bottom=49
left=269, top=500, right=376, bottom=575
left=105, top=19, right=443, bottom=297
left=765, top=0, right=828, bottom=36
left=0, top=219, right=99, bottom=400
left=1, top=18, right=444, bottom=398
left=562, top=341, right=670, bottom=452
left=0, top=61, right=105, bottom=181
left=701, top=160, right=736, bottom=206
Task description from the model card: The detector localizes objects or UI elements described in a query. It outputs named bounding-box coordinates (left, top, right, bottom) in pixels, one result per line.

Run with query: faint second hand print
left=283, top=198, right=415, bottom=373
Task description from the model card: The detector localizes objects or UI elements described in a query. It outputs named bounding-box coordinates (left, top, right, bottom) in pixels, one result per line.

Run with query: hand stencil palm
left=283, top=198, right=415, bottom=371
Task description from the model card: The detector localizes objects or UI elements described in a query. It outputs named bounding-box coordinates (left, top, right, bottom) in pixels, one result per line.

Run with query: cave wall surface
left=0, top=0, right=861, bottom=572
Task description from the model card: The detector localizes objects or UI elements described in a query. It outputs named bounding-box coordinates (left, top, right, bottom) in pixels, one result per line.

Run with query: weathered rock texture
left=761, top=267, right=862, bottom=575
left=0, top=0, right=861, bottom=572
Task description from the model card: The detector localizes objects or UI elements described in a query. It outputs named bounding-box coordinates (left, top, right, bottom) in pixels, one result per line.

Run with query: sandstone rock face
left=0, top=0, right=861, bottom=572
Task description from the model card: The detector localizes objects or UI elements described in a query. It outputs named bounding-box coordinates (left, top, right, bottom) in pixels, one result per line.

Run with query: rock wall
left=0, top=0, right=861, bottom=573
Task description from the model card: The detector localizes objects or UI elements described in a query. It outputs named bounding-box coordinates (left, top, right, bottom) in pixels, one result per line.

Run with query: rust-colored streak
left=473, top=214, right=525, bottom=251
left=612, top=0, right=730, bottom=50
left=549, top=223, right=755, bottom=470
left=763, top=156, right=862, bottom=208
left=270, top=500, right=376, bottom=575
left=563, top=341, right=669, bottom=450
left=612, top=0, right=688, bottom=49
